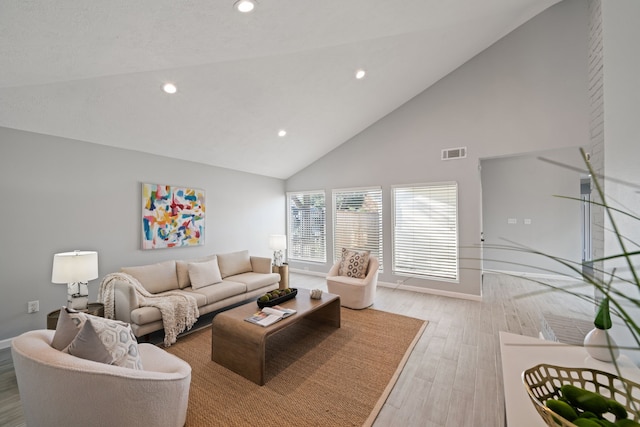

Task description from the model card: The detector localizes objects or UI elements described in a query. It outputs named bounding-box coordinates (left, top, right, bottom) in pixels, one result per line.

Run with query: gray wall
left=286, top=0, right=589, bottom=296
left=481, top=148, right=585, bottom=277
left=0, top=127, right=285, bottom=342
left=602, top=0, right=640, bottom=280
left=600, top=0, right=640, bottom=364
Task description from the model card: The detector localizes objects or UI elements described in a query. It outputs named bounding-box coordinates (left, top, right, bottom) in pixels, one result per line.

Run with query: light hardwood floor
left=0, top=272, right=594, bottom=427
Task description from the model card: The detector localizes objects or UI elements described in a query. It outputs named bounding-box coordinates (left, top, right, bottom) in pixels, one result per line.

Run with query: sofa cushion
left=129, top=288, right=209, bottom=326
left=130, top=306, right=163, bottom=325
left=190, top=281, right=246, bottom=305
left=175, top=289, right=208, bottom=307
left=176, top=254, right=217, bottom=289
left=64, top=317, right=143, bottom=370
left=230, top=272, right=281, bottom=292
left=122, top=260, right=178, bottom=294
left=188, top=258, right=223, bottom=289
left=51, top=307, right=89, bottom=350
left=338, top=248, right=370, bottom=279
left=217, top=250, right=253, bottom=278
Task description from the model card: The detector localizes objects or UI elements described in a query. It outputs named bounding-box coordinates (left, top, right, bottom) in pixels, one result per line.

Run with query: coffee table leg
left=212, top=319, right=267, bottom=385
left=306, top=296, right=341, bottom=327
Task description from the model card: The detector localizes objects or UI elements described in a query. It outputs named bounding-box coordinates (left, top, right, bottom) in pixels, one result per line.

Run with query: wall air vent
left=441, top=146, right=467, bottom=160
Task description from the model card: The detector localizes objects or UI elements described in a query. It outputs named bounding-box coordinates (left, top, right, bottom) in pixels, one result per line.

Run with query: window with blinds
left=287, top=190, right=326, bottom=263
left=332, top=188, right=383, bottom=269
left=392, top=182, right=458, bottom=282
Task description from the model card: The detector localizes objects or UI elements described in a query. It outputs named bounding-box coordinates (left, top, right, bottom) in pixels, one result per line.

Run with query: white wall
left=286, top=0, right=589, bottom=296
left=481, top=148, right=585, bottom=277
left=0, top=127, right=285, bottom=341
left=600, top=0, right=640, bottom=364
left=601, top=0, right=640, bottom=279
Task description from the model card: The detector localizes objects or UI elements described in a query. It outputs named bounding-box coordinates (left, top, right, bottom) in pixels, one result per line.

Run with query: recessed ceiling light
left=278, top=130, right=287, bottom=137
left=234, top=0, right=255, bottom=13
left=162, top=83, right=177, bottom=94
left=355, top=69, right=366, bottom=79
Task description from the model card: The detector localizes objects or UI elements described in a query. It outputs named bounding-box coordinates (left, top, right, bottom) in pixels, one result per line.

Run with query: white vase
left=583, top=328, right=619, bottom=362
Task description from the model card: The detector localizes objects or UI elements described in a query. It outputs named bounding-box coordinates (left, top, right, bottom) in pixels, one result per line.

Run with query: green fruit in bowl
left=561, top=385, right=608, bottom=415
left=258, top=295, right=269, bottom=302
left=608, top=399, right=628, bottom=420
left=545, top=399, right=578, bottom=421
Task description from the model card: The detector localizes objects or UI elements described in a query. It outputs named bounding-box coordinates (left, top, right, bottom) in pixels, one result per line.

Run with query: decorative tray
left=257, top=288, right=298, bottom=308
left=522, top=363, right=640, bottom=427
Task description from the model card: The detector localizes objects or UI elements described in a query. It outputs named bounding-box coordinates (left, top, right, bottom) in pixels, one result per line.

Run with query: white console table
left=499, top=331, right=640, bottom=426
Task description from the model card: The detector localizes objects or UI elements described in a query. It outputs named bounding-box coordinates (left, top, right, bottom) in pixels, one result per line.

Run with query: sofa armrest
left=327, top=260, right=341, bottom=277
left=250, top=256, right=272, bottom=274
left=113, top=280, right=139, bottom=323
left=363, top=256, right=380, bottom=285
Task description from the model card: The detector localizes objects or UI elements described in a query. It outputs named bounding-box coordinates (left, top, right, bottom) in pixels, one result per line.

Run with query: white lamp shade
left=269, top=235, right=287, bottom=251
left=52, top=251, right=99, bottom=283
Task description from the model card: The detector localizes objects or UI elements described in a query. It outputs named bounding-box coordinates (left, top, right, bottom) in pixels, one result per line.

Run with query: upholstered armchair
left=326, top=256, right=379, bottom=309
left=11, top=329, right=191, bottom=427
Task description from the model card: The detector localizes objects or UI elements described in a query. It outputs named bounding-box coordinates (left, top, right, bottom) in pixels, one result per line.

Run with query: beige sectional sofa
left=111, top=250, right=280, bottom=337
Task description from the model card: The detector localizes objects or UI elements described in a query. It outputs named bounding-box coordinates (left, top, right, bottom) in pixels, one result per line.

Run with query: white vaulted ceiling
left=0, top=0, right=560, bottom=179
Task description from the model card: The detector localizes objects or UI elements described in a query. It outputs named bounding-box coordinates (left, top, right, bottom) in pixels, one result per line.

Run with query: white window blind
left=287, top=191, right=326, bottom=263
left=332, top=188, right=383, bottom=269
left=392, top=182, right=458, bottom=281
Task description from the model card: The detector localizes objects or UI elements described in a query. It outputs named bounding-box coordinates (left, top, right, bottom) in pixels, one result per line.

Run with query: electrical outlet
left=27, top=300, right=39, bottom=313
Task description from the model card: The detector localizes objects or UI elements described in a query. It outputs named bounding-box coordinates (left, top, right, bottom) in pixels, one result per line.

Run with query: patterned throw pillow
left=64, top=317, right=144, bottom=370
left=338, top=248, right=370, bottom=279
left=51, top=307, right=89, bottom=350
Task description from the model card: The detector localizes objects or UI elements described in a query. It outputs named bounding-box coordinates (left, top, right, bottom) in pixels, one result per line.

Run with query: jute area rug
left=165, top=308, right=427, bottom=427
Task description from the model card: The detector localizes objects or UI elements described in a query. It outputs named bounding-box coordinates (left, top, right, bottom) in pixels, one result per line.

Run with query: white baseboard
left=289, top=268, right=327, bottom=278
left=291, top=269, right=483, bottom=301
left=0, top=337, right=13, bottom=350
left=377, top=281, right=482, bottom=302
left=484, top=269, right=581, bottom=282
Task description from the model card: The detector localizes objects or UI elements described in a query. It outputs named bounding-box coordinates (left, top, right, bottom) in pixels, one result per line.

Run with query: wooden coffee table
left=211, top=288, right=340, bottom=385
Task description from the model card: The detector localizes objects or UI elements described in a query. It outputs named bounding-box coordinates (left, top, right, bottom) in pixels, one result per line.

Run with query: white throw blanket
left=98, top=272, right=199, bottom=347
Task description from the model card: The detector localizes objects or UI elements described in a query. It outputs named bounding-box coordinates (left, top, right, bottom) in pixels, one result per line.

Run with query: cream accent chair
left=326, top=256, right=379, bottom=309
left=11, top=329, right=191, bottom=427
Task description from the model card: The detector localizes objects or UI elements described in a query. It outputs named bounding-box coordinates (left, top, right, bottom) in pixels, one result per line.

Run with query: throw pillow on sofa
left=121, top=260, right=179, bottom=294
left=64, top=317, right=144, bottom=370
left=188, top=258, right=223, bottom=289
left=176, top=254, right=217, bottom=289
left=217, top=250, right=253, bottom=278
left=338, top=248, right=370, bottom=279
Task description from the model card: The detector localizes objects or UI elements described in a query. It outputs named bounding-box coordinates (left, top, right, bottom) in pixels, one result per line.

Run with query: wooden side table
left=272, top=264, right=289, bottom=289
left=47, top=302, right=105, bottom=330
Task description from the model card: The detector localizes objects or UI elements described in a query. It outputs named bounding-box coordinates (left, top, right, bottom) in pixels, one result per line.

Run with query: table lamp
left=269, top=235, right=287, bottom=266
left=52, top=250, right=99, bottom=311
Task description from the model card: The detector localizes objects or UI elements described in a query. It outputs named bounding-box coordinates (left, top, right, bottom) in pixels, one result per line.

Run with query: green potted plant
left=583, top=296, right=619, bottom=362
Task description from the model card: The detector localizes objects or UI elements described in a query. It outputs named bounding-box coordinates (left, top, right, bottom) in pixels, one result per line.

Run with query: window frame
left=391, top=181, right=459, bottom=282
left=332, top=186, right=383, bottom=270
left=286, top=190, right=327, bottom=263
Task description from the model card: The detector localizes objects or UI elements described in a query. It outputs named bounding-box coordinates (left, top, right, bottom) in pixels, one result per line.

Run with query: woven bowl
left=522, top=363, right=640, bottom=427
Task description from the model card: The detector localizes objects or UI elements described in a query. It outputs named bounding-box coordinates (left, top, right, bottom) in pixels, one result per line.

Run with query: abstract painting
left=142, top=183, right=205, bottom=249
